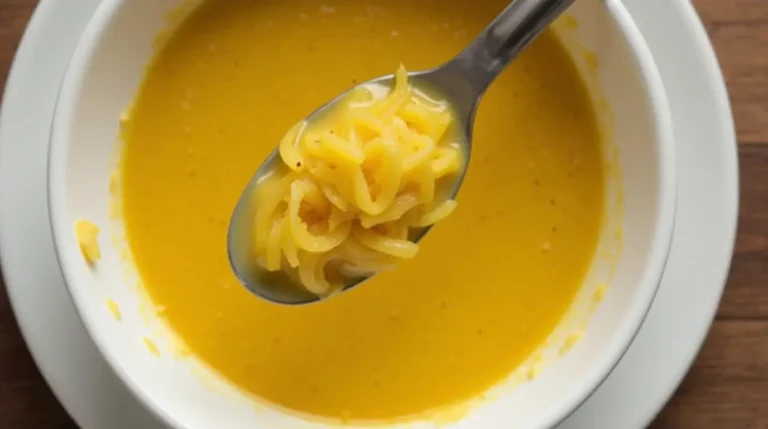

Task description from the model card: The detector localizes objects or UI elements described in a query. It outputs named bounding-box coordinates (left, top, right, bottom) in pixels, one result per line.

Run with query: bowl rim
left=46, top=0, right=677, bottom=428
left=536, top=1, right=678, bottom=425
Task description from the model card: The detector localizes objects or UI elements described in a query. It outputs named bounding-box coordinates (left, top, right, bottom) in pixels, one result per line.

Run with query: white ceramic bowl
left=48, top=0, right=675, bottom=428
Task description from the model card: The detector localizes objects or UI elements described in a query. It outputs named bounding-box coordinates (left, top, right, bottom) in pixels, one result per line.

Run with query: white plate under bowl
left=0, top=0, right=736, bottom=428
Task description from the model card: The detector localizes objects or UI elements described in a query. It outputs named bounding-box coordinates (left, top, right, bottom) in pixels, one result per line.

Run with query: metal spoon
left=228, top=0, right=576, bottom=304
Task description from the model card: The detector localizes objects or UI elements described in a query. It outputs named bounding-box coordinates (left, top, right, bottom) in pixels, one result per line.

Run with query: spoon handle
left=444, top=0, right=576, bottom=96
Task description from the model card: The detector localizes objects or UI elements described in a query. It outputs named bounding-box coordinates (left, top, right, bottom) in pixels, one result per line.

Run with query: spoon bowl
left=227, top=74, right=469, bottom=304
left=227, top=72, right=472, bottom=304
left=228, top=0, right=576, bottom=304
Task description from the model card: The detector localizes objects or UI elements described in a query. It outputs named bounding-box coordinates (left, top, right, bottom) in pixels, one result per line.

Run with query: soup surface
left=121, top=0, right=605, bottom=421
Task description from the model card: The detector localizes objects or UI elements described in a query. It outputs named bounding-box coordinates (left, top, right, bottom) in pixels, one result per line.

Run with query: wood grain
left=0, top=0, right=34, bottom=100
left=695, top=0, right=768, bottom=144
left=0, top=0, right=767, bottom=428
left=717, top=145, right=768, bottom=321
left=652, top=321, right=768, bottom=429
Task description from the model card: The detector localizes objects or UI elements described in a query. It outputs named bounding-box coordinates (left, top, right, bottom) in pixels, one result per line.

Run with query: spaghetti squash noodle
left=253, top=65, right=464, bottom=295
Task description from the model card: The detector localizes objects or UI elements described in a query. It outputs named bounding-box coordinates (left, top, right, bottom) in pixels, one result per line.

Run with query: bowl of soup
left=48, top=0, right=675, bottom=427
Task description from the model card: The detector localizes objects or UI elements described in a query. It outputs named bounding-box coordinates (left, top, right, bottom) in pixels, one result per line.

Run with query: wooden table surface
left=1, top=0, right=766, bottom=428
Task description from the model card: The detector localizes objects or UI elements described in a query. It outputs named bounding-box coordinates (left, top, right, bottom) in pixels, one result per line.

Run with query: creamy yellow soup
left=121, top=0, right=605, bottom=421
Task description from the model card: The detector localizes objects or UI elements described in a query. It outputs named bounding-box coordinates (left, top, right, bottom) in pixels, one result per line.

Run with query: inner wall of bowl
left=55, top=0, right=662, bottom=427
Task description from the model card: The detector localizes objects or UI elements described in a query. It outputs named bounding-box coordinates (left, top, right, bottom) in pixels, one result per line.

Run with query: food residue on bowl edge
left=106, top=298, right=122, bottom=321
left=74, top=219, right=101, bottom=266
